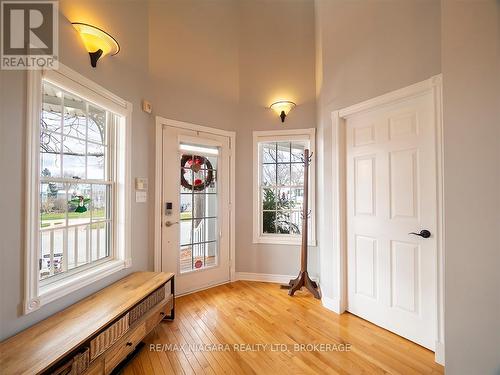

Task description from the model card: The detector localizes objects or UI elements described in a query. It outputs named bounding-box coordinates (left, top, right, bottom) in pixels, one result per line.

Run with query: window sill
left=25, top=258, right=131, bottom=314
left=253, top=236, right=317, bottom=247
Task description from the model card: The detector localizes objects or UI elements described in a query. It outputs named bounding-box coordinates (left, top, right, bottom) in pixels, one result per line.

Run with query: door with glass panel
left=161, top=126, right=230, bottom=294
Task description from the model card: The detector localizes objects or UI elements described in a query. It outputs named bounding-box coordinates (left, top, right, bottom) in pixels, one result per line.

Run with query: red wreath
left=180, top=155, right=214, bottom=191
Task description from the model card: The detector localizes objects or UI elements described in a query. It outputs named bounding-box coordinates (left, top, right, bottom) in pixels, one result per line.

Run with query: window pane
left=180, top=194, right=192, bottom=220
left=181, top=168, right=193, bottom=193
left=205, top=169, right=217, bottom=193
left=87, top=142, right=105, bottom=179
left=39, top=228, right=64, bottom=280
left=40, top=182, right=66, bottom=229
left=193, top=193, right=205, bottom=219
left=67, top=184, right=91, bottom=226
left=193, top=243, right=205, bottom=269
left=206, top=193, right=217, bottom=217
left=67, top=225, right=89, bottom=269
left=206, top=241, right=217, bottom=267
left=204, top=155, right=217, bottom=170
left=291, top=142, right=306, bottom=162
left=277, top=211, right=291, bottom=234
left=261, top=164, right=276, bottom=186
left=277, top=164, right=290, bottom=186
left=180, top=245, right=192, bottom=272
left=277, top=142, right=291, bottom=162
left=204, top=218, right=218, bottom=242
left=262, top=188, right=277, bottom=211
left=88, top=105, right=106, bottom=144
left=40, top=131, right=61, bottom=178
left=290, top=188, right=304, bottom=211
left=180, top=220, right=192, bottom=246
left=291, top=163, right=304, bottom=186
left=262, top=143, right=276, bottom=163
left=91, top=184, right=108, bottom=221
left=91, top=221, right=108, bottom=261
left=62, top=135, right=86, bottom=179
left=289, top=211, right=302, bottom=234
left=42, top=83, right=63, bottom=133
left=262, top=211, right=277, bottom=234
left=63, top=92, right=86, bottom=139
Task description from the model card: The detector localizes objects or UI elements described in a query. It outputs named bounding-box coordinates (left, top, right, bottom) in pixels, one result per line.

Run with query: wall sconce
left=72, top=22, right=120, bottom=67
left=270, top=100, right=296, bottom=122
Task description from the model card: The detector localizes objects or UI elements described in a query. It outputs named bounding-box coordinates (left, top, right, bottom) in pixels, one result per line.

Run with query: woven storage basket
left=129, top=286, right=166, bottom=325
left=89, top=314, right=129, bottom=360
left=69, top=347, right=90, bottom=375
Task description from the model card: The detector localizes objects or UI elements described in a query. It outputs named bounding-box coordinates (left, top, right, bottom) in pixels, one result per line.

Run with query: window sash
left=38, top=79, right=117, bottom=285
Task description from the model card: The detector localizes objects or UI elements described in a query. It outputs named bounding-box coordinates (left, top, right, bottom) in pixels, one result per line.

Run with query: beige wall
left=441, top=1, right=500, bottom=373
left=0, top=0, right=152, bottom=340
left=149, top=0, right=317, bottom=276
left=314, top=0, right=441, bottom=299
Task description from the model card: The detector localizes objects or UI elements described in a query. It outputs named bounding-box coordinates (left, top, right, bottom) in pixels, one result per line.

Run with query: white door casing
left=160, top=124, right=232, bottom=295
left=345, top=89, right=438, bottom=350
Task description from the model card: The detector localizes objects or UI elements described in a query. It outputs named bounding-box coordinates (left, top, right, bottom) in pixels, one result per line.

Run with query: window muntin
left=39, top=81, right=114, bottom=282
left=260, top=141, right=308, bottom=236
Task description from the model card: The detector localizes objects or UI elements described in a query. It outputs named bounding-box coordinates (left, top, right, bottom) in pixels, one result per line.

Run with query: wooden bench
left=0, top=272, right=175, bottom=375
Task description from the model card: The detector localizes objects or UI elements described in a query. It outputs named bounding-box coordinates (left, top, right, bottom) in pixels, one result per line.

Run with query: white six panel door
left=346, top=92, right=437, bottom=350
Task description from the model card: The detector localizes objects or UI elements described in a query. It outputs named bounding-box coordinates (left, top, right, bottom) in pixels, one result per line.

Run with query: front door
left=346, top=91, right=437, bottom=349
left=162, top=125, right=230, bottom=294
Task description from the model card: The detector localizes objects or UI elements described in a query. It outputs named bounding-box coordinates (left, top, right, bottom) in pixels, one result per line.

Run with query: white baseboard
left=435, top=341, right=445, bottom=365
left=321, top=295, right=342, bottom=314
left=235, top=272, right=319, bottom=285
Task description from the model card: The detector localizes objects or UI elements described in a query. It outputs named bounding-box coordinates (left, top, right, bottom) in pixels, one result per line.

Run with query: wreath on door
left=180, top=154, right=214, bottom=191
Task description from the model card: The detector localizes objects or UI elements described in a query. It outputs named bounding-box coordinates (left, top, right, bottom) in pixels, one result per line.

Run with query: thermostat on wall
left=135, top=177, right=148, bottom=190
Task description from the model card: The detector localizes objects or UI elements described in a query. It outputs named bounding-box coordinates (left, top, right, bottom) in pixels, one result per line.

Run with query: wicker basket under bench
left=0, top=272, right=175, bottom=375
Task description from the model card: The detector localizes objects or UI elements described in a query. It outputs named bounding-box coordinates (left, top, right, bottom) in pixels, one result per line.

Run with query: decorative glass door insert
left=179, top=144, right=219, bottom=273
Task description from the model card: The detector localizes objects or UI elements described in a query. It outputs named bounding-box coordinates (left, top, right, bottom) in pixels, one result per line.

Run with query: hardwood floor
left=123, top=281, right=443, bottom=375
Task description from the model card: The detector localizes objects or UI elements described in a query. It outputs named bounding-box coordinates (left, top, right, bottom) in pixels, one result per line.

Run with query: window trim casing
left=25, top=64, right=132, bottom=314
left=252, top=128, right=316, bottom=246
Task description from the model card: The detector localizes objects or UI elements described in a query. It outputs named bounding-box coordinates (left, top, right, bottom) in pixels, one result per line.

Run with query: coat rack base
left=281, top=271, right=321, bottom=299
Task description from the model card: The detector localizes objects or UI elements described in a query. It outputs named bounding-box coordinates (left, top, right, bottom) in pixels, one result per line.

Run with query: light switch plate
left=135, top=191, right=147, bottom=203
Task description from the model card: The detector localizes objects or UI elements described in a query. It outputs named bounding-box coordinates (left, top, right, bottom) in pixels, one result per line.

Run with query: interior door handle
left=409, top=230, right=431, bottom=238
left=165, top=221, right=179, bottom=227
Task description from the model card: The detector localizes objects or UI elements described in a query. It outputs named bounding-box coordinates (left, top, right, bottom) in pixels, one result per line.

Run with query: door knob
left=409, top=230, right=431, bottom=238
left=165, top=221, right=179, bottom=227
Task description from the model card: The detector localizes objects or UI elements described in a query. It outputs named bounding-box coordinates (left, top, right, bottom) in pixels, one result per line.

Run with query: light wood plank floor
left=124, top=281, right=444, bottom=375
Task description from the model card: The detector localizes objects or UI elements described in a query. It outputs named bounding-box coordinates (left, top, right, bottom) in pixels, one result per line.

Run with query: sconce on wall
left=72, top=22, right=120, bottom=67
left=270, top=100, right=296, bottom=123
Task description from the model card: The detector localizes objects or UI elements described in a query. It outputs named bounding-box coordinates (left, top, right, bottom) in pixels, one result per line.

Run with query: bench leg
left=163, top=276, right=175, bottom=321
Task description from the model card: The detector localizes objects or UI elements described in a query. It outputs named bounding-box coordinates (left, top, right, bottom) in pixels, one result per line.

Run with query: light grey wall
left=0, top=0, right=316, bottom=340
left=148, top=0, right=318, bottom=277
left=314, top=0, right=441, bottom=300
left=0, top=0, right=153, bottom=340
left=441, top=1, right=500, bottom=373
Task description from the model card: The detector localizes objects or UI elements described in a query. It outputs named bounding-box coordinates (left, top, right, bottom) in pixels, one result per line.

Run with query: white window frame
left=252, top=128, right=316, bottom=246
left=24, top=64, right=132, bottom=314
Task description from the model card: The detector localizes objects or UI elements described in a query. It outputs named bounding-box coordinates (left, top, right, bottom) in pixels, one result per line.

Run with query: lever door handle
left=409, top=230, right=431, bottom=238
left=165, top=221, right=179, bottom=227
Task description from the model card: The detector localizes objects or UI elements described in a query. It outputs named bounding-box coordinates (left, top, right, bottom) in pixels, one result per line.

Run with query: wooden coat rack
left=283, top=149, right=320, bottom=299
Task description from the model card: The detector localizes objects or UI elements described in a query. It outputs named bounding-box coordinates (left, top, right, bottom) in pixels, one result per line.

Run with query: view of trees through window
left=260, top=141, right=307, bottom=235
left=39, top=81, right=113, bottom=280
